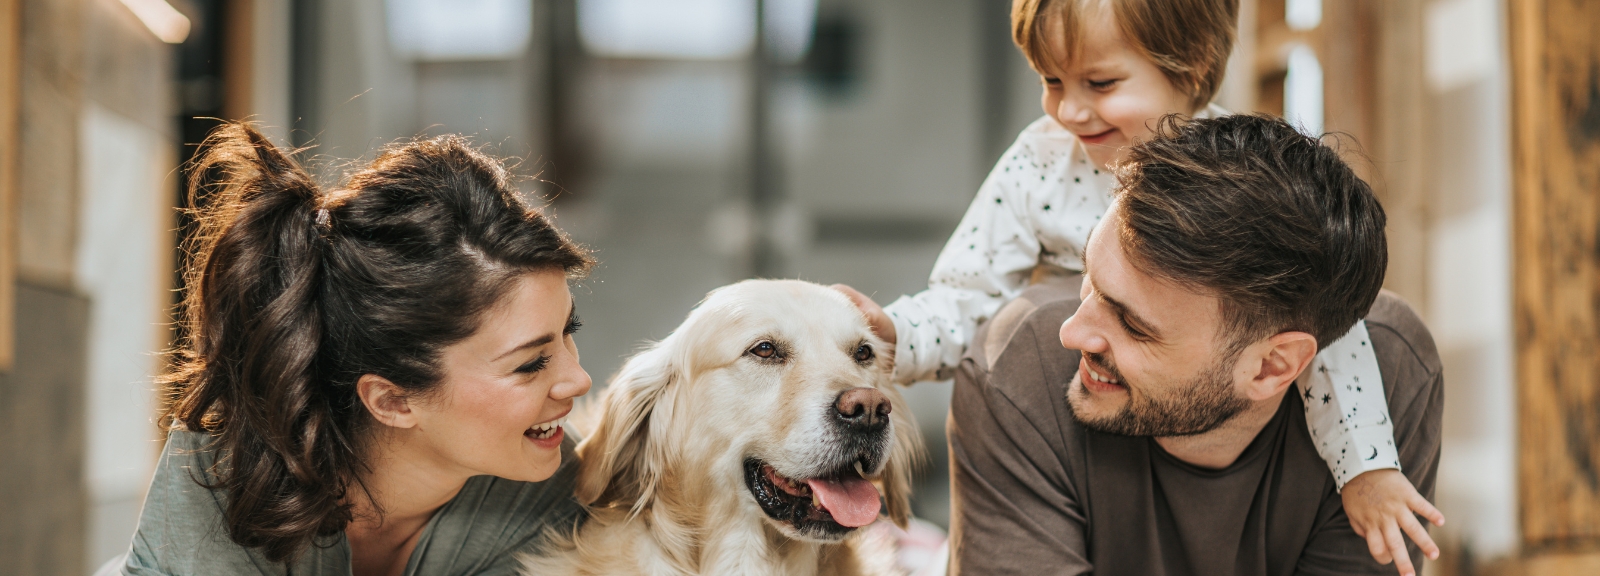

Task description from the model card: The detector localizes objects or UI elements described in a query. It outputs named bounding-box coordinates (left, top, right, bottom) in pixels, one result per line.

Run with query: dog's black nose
left=834, top=388, right=891, bottom=433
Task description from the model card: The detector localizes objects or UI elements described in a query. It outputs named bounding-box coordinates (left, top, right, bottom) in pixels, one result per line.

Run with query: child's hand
left=1341, top=469, right=1446, bottom=576
left=830, top=284, right=896, bottom=345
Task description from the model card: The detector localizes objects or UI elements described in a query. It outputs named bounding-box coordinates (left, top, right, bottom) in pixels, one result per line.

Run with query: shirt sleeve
left=884, top=141, right=1046, bottom=385
left=1297, top=320, right=1403, bottom=489
left=947, top=299, right=1091, bottom=576
left=1296, top=295, right=1444, bottom=574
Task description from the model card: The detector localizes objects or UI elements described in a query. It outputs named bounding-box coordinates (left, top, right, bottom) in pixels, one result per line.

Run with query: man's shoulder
left=1362, top=290, right=1444, bottom=397
left=961, top=279, right=1086, bottom=450
left=967, top=279, right=1084, bottom=389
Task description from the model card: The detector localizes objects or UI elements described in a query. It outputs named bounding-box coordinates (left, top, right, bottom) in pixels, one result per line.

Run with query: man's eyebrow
left=491, top=303, right=575, bottom=362
left=1090, top=276, right=1164, bottom=341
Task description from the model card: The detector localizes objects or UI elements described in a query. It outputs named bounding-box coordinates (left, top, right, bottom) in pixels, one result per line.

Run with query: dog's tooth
left=854, top=461, right=865, bottom=478
left=811, top=491, right=821, bottom=509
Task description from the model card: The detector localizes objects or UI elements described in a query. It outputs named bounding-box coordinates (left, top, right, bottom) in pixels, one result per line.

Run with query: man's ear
left=1241, top=331, right=1318, bottom=401
left=358, top=374, right=418, bottom=429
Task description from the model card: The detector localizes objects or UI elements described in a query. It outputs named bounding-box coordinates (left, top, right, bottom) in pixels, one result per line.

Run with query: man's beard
left=1067, top=350, right=1251, bottom=437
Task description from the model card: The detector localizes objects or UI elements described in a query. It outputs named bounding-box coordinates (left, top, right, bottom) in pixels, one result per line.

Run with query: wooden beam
left=0, top=0, right=19, bottom=373
left=1510, top=0, right=1600, bottom=553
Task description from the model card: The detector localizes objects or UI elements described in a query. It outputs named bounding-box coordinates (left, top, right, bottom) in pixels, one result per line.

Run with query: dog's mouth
left=743, top=458, right=880, bottom=540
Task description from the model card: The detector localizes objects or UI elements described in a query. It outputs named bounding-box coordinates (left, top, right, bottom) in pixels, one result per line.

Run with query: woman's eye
left=853, top=344, right=875, bottom=363
left=515, top=354, right=551, bottom=374
left=748, top=341, right=778, bottom=359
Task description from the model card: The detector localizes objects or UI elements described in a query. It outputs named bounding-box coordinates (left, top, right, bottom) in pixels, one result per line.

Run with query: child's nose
left=1057, top=94, right=1094, bottom=125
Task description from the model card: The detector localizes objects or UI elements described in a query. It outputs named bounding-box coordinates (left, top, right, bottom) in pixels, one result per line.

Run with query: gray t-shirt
left=120, top=430, right=585, bottom=575
left=947, top=280, right=1443, bottom=575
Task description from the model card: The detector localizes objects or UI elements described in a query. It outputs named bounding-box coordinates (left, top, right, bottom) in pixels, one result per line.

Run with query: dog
left=521, top=279, right=923, bottom=575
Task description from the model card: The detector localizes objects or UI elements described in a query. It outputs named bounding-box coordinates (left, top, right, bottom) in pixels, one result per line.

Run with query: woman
left=118, top=124, right=594, bottom=576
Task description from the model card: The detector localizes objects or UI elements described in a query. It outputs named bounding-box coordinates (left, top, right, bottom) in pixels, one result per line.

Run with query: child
left=835, top=1, right=1445, bottom=574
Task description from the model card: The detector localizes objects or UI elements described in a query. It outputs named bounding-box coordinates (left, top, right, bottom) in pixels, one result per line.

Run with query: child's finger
left=1385, top=523, right=1415, bottom=576
left=1364, top=528, right=1391, bottom=565
left=1408, top=494, right=1446, bottom=526
left=1398, top=513, right=1439, bottom=560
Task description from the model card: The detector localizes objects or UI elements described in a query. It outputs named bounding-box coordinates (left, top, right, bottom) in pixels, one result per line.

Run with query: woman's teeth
left=525, top=417, right=565, bottom=440
left=1088, top=365, right=1120, bottom=385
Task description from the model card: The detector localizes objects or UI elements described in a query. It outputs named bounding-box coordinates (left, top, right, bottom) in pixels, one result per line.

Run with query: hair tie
left=315, top=208, right=330, bottom=227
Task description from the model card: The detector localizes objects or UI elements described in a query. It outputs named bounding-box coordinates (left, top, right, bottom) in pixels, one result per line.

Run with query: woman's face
left=409, top=270, right=592, bottom=483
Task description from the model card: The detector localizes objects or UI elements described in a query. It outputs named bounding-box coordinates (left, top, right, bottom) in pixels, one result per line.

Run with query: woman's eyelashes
left=515, top=354, right=552, bottom=375
left=564, top=313, right=582, bottom=336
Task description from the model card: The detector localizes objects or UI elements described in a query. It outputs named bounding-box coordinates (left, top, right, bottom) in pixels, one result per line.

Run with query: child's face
left=1036, top=8, right=1198, bottom=169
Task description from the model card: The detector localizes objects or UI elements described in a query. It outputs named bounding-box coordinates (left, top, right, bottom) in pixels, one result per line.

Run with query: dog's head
left=574, top=279, right=922, bottom=542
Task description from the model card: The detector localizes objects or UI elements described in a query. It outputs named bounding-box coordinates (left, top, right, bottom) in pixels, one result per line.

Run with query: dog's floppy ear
left=575, top=344, right=675, bottom=513
left=879, top=386, right=925, bottom=528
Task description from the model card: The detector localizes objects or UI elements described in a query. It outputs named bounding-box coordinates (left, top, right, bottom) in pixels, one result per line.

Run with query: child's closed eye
left=1087, top=78, right=1119, bottom=91
left=1041, top=76, right=1063, bottom=87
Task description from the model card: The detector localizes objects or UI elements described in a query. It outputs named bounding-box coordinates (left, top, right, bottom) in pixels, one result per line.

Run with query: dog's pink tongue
left=805, top=477, right=880, bottom=527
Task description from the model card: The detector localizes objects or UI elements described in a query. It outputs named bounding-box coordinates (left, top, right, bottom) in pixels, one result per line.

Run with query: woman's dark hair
left=160, top=123, right=593, bottom=563
left=1113, top=113, right=1387, bottom=352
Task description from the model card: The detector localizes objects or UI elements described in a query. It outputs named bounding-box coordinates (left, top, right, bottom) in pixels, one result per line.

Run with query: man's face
left=1058, top=205, right=1250, bottom=436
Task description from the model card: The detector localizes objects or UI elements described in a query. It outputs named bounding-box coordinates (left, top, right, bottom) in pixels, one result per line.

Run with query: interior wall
left=79, top=0, right=178, bottom=570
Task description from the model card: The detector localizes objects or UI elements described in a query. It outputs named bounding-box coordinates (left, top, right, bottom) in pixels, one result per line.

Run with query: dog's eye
left=854, top=343, right=874, bottom=363
left=748, top=341, right=778, bottom=359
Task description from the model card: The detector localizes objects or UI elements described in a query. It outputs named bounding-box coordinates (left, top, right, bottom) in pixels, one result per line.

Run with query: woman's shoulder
left=123, top=430, right=352, bottom=575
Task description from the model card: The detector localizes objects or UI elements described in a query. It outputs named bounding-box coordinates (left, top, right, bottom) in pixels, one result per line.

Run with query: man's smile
left=1078, top=355, right=1127, bottom=394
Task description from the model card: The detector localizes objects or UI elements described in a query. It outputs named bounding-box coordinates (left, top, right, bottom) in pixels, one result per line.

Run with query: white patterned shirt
left=885, top=111, right=1400, bottom=487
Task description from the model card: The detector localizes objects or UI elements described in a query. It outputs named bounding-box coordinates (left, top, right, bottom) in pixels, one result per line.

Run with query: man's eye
left=1118, top=317, right=1148, bottom=340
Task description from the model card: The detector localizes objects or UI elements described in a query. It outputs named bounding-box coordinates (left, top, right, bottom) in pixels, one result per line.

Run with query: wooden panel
left=0, top=0, right=18, bottom=372
left=1510, top=0, right=1600, bottom=552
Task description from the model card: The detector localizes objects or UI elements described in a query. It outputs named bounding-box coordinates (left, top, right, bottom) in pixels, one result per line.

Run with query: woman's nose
left=552, top=352, right=592, bottom=400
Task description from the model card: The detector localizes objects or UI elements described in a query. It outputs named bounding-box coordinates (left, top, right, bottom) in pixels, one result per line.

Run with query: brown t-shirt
left=947, top=280, right=1442, bottom=576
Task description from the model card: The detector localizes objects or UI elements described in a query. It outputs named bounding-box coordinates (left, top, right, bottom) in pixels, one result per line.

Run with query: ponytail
left=161, top=123, right=592, bottom=563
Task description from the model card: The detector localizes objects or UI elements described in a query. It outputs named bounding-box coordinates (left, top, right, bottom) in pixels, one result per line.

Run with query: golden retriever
left=521, top=279, right=923, bottom=575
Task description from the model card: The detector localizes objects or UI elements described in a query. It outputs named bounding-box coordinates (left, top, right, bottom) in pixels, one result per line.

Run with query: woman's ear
left=878, top=385, right=925, bottom=529
left=358, top=374, right=417, bottom=428
left=574, top=344, right=675, bottom=512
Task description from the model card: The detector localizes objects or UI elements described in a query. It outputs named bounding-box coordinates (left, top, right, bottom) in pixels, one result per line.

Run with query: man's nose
left=1059, top=311, right=1108, bottom=354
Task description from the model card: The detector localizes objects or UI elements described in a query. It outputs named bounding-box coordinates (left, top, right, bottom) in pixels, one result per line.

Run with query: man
left=947, top=114, right=1442, bottom=575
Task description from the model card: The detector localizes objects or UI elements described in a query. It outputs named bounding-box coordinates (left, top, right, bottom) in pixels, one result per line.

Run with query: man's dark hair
left=1114, top=113, right=1387, bottom=350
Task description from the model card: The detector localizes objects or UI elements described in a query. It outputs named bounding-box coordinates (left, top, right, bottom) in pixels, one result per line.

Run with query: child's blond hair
left=1012, top=0, right=1238, bottom=110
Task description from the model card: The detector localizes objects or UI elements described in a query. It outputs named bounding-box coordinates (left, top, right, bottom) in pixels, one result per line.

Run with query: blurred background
left=0, top=0, right=1596, bottom=574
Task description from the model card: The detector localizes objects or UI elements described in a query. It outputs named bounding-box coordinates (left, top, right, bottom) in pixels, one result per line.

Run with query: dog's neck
left=610, top=475, right=848, bottom=575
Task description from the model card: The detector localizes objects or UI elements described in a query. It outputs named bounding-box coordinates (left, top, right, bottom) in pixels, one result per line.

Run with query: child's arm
left=1302, top=321, right=1445, bottom=576
left=880, top=192, right=1041, bottom=383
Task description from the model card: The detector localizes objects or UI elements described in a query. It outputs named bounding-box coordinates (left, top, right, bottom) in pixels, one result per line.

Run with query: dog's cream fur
left=521, top=280, right=922, bottom=575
